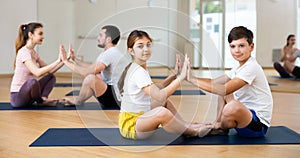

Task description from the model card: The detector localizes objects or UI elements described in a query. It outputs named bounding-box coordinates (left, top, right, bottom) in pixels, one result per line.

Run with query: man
left=60, top=25, right=130, bottom=109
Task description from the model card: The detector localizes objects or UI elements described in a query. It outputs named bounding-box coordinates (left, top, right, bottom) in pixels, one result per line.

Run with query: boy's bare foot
left=208, top=128, right=229, bottom=136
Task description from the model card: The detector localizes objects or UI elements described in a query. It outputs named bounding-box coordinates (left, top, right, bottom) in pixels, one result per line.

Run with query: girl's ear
left=128, top=48, right=134, bottom=56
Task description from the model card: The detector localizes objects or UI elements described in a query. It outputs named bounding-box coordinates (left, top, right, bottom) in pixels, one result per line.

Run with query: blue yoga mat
left=268, top=82, right=278, bottom=86
left=271, top=76, right=300, bottom=81
left=66, top=89, right=205, bottom=96
left=0, top=102, right=119, bottom=110
left=30, top=126, right=300, bottom=147
left=55, top=76, right=168, bottom=87
left=150, top=76, right=168, bottom=79
left=55, top=83, right=82, bottom=87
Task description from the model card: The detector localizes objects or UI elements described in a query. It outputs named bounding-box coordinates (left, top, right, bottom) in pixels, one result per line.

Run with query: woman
left=274, top=34, right=299, bottom=78
left=10, top=22, right=63, bottom=107
left=117, top=30, right=213, bottom=140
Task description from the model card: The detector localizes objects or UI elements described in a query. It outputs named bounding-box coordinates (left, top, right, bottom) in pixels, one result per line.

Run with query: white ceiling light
left=89, top=0, right=97, bottom=4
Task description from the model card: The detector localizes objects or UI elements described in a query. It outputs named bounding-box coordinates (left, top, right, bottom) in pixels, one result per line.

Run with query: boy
left=187, top=26, right=273, bottom=137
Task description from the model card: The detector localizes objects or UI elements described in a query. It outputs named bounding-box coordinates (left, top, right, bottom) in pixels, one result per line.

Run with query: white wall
left=73, top=0, right=176, bottom=67
left=256, top=0, right=297, bottom=67
left=1, top=0, right=299, bottom=74
left=37, top=0, right=75, bottom=72
left=0, top=0, right=37, bottom=74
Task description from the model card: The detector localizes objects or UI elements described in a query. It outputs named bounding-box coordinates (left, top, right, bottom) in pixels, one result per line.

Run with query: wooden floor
left=1, top=68, right=300, bottom=158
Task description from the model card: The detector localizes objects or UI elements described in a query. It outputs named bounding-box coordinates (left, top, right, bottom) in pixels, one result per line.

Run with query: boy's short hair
left=228, top=26, right=253, bottom=45
left=102, top=25, right=121, bottom=45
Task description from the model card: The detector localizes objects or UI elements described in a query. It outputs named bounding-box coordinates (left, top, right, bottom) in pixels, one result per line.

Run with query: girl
left=117, top=30, right=213, bottom=140
left=10, top=22, right=63, bottom=107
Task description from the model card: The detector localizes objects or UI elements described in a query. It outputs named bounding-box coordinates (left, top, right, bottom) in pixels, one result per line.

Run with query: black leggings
left=292, top=66, right=300, bottom=78
left=96, top=85, right=120, bottom=109
left=10, top=74, right=56, bottom=107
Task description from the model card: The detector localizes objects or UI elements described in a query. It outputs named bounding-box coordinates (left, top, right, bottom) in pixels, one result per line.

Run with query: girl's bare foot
left=184, top=123, right=213, bottom=137
left=190, top=122, right=213, bottom=129
left=197, top=124, right=214, bottom=137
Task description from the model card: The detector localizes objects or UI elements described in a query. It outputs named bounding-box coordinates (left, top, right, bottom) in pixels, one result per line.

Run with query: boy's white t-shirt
left=226, top=57, right=273, bottom=127
left=120, top=63, right=153, bottom=113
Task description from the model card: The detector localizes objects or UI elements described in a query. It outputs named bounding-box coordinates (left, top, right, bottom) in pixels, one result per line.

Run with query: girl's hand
left=178, top=54, right=190, bottom=81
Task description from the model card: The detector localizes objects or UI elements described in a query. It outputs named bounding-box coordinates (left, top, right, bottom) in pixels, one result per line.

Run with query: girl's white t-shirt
left=120, top=63, right=153, bottom=113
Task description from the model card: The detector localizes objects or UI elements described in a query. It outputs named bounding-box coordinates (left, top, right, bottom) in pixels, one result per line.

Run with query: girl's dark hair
left=117, top=63, right=132, bottom=95
left=228, top=26, right=253, bottom=45
left=126, top=30, right=152, bottom=49
left=286, top=34, right=295, bottom=47
left=14, top=22, right=43, bottom=68
left=118, top=30, right=152, bottom=96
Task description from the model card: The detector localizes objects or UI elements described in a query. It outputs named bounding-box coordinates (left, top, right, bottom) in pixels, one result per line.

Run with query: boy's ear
left=250, top=43, right=254, bottom=49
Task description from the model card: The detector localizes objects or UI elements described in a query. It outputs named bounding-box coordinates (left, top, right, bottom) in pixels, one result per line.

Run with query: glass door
left=190, top=0, right=256, bottom=69
left=199, top=0, right=224, bottom=69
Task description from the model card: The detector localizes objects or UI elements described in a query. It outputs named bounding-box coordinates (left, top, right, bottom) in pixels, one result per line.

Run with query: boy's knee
left=223, top=100, right=243, bottom=116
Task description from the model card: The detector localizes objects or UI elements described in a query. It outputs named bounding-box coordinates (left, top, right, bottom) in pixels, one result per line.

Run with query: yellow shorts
left=118, top=111, right=144, bottom=139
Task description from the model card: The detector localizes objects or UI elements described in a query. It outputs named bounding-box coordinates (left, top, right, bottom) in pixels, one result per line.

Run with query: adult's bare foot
left=60, top=97, right=76, bottom=106
left=38, top=98, right=58, bottom=106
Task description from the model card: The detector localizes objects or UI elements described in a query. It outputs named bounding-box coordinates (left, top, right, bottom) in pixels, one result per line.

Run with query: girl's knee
left=155, top=107, right=173, bottom=120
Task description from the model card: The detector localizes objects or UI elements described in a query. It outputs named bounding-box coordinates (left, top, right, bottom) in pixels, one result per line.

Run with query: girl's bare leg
left=135, top=106, right=213, bottom=139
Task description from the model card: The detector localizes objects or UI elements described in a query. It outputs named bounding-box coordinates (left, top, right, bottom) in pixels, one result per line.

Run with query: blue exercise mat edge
left=65, top=89, right=205, bottom=96
left=0, top=102, right=119, bottom=110
left=29, top=126, right=300, bottom=147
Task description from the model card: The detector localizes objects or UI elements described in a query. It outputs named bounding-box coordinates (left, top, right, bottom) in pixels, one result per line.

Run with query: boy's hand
left=178, top=54, right=190, bottom=81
